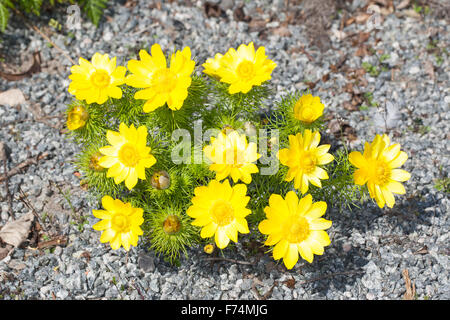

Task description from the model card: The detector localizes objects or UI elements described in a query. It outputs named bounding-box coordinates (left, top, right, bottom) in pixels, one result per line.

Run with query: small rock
left=0, top=89, right=26, bottom=106
left=138, top=253, right=155, bottom=273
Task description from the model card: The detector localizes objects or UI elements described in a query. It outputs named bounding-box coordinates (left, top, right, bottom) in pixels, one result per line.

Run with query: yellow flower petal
left=390, top=169, right=411, bottom=182
left=273, top=239, right=289, bottom=260
left=284, top=244, right=300, bottom=269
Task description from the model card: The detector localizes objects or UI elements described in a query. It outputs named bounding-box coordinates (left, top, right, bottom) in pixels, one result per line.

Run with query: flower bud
left=203, top=243, right=215, bottom=254
left=89, top=152, right=105, bottom=172
left=293, top=94, right=324, bottom=124
left=162, top=215, right=181, bottom=235
left=151, top=170, right=171, bottom=190
left=67, top=105, right=89, bottom=130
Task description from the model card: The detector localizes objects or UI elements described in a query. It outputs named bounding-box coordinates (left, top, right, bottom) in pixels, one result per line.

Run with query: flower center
left=152, top=68, right=177, bottom=93
left=225, top=145, right=244, bottom=167
left=285, top=216, right=310, bottom=243
left=300, top=152, right=317, bottom=174
left=236, top=60, right=255, bottom=80
left=90, top=70, right=111, bottom=88
left=162, top=215, right=181, bottom=235
left=112, top=214, right=129, bottom=233
left=370, top=160, right=391, bottom=186
left=118, top=144, right=140, bottom=167
left=211, top=200, right=234, bottom=226
left=301, top=107, right=313, bottom=120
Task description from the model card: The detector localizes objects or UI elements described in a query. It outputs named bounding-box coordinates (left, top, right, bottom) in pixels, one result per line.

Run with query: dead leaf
left=0, top=89, right=26, bottom=107
left=0, top=212, right=35, bottom=260
left=423, top=60, right=435, bottom=81
left=283, top=277, right=296, bottom=289
left=248, top=19, right=267, bottom=32
left=355, top=13, right=371, bottom=24
left=328, top=119, right=358, bottom=142
left=396, top=0, right=410, bottom=10
left=401, top=9, right=422, bottom=19
left=204, top=2, right=226, bottom=19
left=355, top=45, right=369, bottom=57
left=344, top=101, right=358, bottom=111
left=413, top=245, right=428, bottom=255
left=234, top=5, right=251, bottom=22
left=81, top=251, right=91, bottom=262
left=37, top=235, right=68, bottom=249
left=0, top=51, right=41, bottom=81
left=345, top=17, right=355, bottom=26
left=271, top=26, right=291, bottom=37
left=402, top=269, right=416, bottom=300
left=0, top=212, right=34, bottom=248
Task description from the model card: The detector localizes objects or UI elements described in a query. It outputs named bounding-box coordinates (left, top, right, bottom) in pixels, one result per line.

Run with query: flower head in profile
left=68, top=53, right=126, bottom=104
left=349, top=134, right=410, bottom=208
left=203, top=129, right=261, bottom=184
left=278, top=129, right=334, bottom=194
left=92, top=196, right=144, bottom=251
left=67, top=105, right=89, bottom=130
left=186, top=179, right=251, bottom=249
left=258, top=192, right=332, bottom=269
left=98, top=123, right=156, bottom=190
left=202, top=53, right=223, bottom=79
left=215, top=42, right=276, bottom=94
left=293, top=94, right=325, bottom=124
left=126, top=44, right=195, bottom=112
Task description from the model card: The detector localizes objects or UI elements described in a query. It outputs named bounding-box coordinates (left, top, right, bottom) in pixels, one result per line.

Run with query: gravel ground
left=0, top=0, right=449, bottom=300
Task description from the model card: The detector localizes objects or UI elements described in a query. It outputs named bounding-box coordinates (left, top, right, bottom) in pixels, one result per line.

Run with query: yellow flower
left=349, top=134, right=411, bottom=208
left=186, top=179, right=251, bottom=249
left=202, top=53, right=223, bottom=79
left=293, top=94, right=325, bottom=123
left=278, top=129, right=334, bottom=194
left=258, top=192, right=332, bottom=269
left=68, top=53, right=126, bottom=104
left=203, top=129, right=261, bottom=184
left=92, top=196, right=144, bottom=251
left=216, top=42, right=276, bottom=94
left=125, top=44, right=195, bottom=112
left=204, top=243, right=215, bottom=254
left=98, top=123, right=157, bottom=190
left=67, top=105, right=89, bottom=130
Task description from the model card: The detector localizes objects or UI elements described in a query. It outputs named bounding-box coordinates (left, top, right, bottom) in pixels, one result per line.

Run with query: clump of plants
left=65, top=42, right=411, bottom=269
left=0, top=0, right=108, bottom=32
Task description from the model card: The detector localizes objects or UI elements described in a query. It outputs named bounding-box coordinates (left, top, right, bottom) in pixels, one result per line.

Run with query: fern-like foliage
left=78, top=0, right=108, bottom=26
left=0, top=0, right=11, bottom=32
left=0, top=0, right=109, bottom=32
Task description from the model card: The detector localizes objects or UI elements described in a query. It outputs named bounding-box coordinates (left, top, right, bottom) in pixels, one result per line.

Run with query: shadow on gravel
left=332, top=193, right=443, bottom=237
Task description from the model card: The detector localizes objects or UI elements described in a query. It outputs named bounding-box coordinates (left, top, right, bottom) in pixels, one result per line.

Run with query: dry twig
left=0, top=142, right=14, bottom=219
left=0, top=152, right=50, bottom=183
left=402, top=269, right=416, bottom=300
left=202, top=257, right=255, bottom=265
